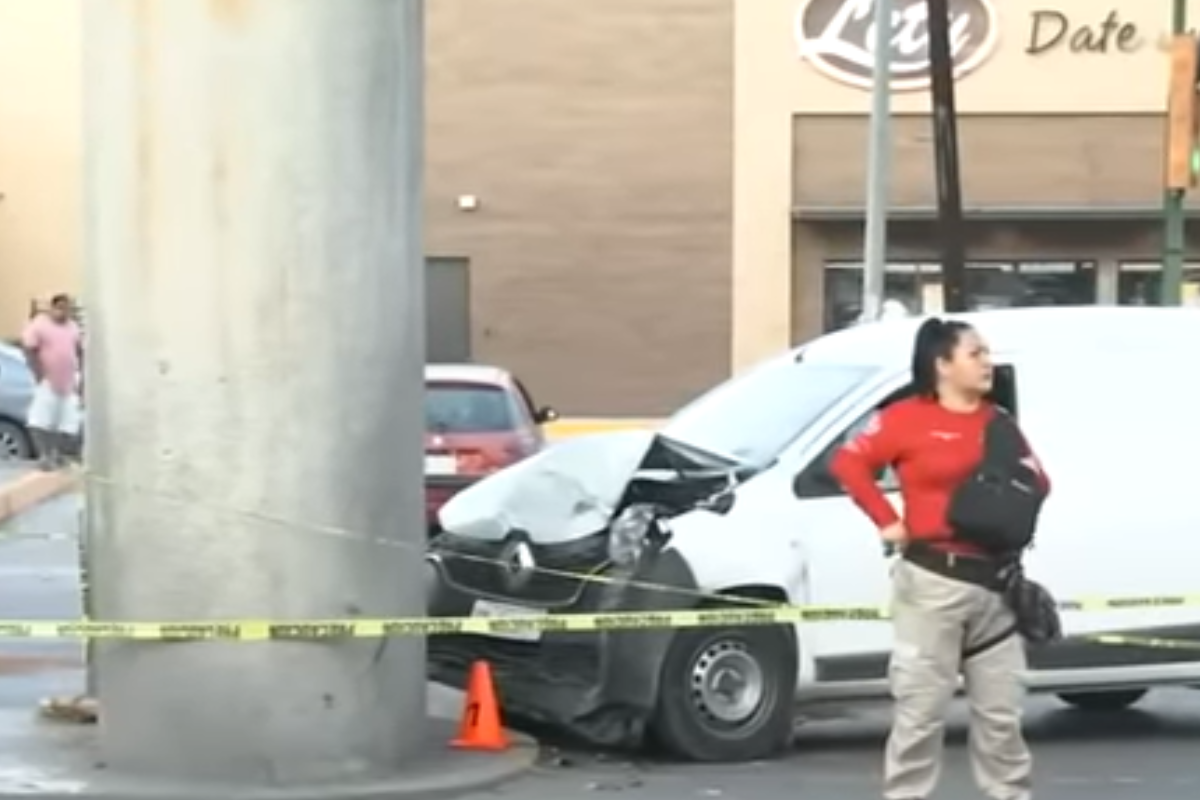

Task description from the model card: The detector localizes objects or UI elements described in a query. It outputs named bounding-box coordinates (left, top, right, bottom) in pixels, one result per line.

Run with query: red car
left=425, top=364, right=557, bottom=533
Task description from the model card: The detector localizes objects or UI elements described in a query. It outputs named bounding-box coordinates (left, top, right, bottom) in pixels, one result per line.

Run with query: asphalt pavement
left=0, top=495, right=1198, bottom=799
left=0, top=491, right=86, bottom=706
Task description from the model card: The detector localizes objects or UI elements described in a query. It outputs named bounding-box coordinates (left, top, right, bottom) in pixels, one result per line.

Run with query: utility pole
left=83, top=0, right=428, bottom=785
left=924, top=0, right=969, bottom=311
left=1163, top=0, right=1192, bottom=305
left=861, top=0, right=893, bottom=324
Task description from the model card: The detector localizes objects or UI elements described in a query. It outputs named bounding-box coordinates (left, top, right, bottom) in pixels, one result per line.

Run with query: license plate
left=471, top=599, right=547, bottom=642
left=424, top=454, right=457, bottom=476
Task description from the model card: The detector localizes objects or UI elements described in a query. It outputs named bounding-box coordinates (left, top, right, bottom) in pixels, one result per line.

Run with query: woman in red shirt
left=831, top=318, right=1049, bottom=800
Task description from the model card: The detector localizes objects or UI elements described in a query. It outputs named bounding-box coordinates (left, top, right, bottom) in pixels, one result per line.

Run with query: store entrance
left=1114, top=261, right=1200, bottom=307
left=822, top=260, right=1098, bottom=332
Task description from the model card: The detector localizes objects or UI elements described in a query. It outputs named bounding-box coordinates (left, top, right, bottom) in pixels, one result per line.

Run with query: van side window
left=986, top=364, right=1018, bottom=416
left=794, top=407, right=901, bottom=499
left=792, top=365, right=1019, bottom=500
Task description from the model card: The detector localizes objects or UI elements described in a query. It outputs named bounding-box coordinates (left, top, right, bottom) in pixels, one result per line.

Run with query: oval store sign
left=794, top=0, right=999, bottom=91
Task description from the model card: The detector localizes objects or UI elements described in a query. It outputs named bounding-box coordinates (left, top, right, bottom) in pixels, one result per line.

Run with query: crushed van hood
left=437, top=430, right=659, bottom=545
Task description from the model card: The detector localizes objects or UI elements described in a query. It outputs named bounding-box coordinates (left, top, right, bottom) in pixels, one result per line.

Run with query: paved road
left=1, top=496, right=1199, bottom=799
left=462, top=690, right=1200, bottom=800
left=0, top=491, right=85, bottom=706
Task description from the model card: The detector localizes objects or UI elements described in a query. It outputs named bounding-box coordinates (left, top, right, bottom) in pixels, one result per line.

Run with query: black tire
left=650, top=623, right=796, bottom=762
left=1057, top=689, right=1147, bottom=711
left=0, top=419, right=33, bottom=461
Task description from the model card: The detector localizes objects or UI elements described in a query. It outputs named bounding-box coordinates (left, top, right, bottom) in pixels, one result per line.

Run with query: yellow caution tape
left=1060, top=595, right=1200, bottom=611
left=0, top=592, right=1195, bottom=641
left=0, top=607, right=870, bottom=641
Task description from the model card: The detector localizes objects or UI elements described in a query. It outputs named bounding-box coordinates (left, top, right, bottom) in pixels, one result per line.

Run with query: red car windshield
left=425, top=382, right=518, bottom=434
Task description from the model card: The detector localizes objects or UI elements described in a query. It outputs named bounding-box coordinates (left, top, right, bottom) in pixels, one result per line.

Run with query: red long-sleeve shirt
left=829, top=397, right=1050, bottom=554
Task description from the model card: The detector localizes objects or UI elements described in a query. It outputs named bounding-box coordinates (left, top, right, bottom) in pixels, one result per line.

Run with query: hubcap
left=689, top=640, right=765, bottom=725
left=0, top=430, right=19, bottom=459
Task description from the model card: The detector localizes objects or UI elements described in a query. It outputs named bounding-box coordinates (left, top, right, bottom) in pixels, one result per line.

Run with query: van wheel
left=650, top=624, right=796, bottom=762
left=1057, top=689, right=1147, bottom=711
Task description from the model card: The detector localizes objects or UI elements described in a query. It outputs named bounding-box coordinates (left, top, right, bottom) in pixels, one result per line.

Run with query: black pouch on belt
left=998, top=562, right=1063, bottom=646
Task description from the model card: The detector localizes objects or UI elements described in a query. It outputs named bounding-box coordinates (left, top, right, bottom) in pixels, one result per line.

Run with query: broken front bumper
left=425, top=533, right=700, bottom=747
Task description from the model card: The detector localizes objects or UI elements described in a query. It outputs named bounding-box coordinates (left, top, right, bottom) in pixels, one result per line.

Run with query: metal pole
left=925, top=0, right=969, bottom=311
left=80, top=505, right=96, bottom=698
left=83, top=0, right=427, bottom=784
left=1163, top=0, right=1189, bottom=306
left=861, top=0, right=893, bottom=323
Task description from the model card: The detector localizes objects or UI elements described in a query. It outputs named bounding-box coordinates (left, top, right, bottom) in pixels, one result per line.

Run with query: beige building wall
left=2, top=0, right=1195, bottom=409
left=735, top=0, right=1200, bottom=369
left=0, top=0, right=82, bottom=335
left=0, top=0, right=733, bottom=415
left=426, top=0, right=734, bottom=415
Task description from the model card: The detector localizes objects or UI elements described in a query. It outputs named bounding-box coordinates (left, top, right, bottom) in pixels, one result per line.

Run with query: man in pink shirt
left=21, top=294, right=83, bottom=470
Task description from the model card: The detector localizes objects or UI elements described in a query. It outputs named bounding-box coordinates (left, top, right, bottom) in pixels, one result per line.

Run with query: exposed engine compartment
left=614, top=434, right=753, bottom=521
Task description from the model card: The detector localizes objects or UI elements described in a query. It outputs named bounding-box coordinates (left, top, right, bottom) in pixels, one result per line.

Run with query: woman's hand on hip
left=879, top=521, right=908, bottom=545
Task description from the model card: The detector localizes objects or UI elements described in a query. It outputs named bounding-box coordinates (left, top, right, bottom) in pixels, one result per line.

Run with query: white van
left=425, top=306, right=1200, bottom=762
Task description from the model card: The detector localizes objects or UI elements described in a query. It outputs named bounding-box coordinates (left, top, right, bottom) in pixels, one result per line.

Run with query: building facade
left=425, top=0, right=734, bottom=414
left=0, top=0, right=733, bottom=416
left=1, top=0, right=1197, bottom=414
left=735, top=0, right=1200, bottom=369
left=0, top=1, right=81, bottom=339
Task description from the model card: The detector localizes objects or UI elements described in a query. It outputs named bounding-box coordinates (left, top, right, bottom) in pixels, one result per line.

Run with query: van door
left=786, top=378, right=909, bottom=684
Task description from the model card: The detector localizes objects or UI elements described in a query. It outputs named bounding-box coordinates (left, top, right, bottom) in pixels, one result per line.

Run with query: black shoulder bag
left=946, top=410, right=1045, bottom=555
left=949, top=410, right=1062, bottom=646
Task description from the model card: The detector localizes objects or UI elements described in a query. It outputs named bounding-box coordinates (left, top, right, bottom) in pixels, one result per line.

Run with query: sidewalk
left=0, top=667, right=535, bottom=799
left=0, top=493, right=536, bottom=799
left=0, top=463, right=78, bottom=527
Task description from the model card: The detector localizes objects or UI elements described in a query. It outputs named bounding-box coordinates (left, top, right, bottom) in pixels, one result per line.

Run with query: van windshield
left=660, top=358, right=878, bottom=467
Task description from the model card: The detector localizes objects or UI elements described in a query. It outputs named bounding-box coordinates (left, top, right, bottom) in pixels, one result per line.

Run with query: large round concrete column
left=82, top=0, right=427, bottom=783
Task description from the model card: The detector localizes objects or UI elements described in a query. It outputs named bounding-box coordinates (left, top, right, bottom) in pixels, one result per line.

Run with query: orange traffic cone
left=450, top=660, right=509, bottom=751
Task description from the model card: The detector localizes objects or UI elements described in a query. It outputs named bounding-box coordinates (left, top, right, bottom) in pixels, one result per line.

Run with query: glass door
left=1117, top=262, right=1200, bottom=306
left=965, top=261, right=1097, bottom=310
left=823, top=262, right=941, bottom=331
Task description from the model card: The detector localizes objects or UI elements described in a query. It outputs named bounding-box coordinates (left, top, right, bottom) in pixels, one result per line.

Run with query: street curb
left=0, top=719, right=539, bottom=800
left=0, top=469, right=79, bottom=524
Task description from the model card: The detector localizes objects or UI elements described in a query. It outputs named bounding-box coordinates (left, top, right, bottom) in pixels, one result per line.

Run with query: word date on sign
left=1026, top=10, right=1143, bottom=56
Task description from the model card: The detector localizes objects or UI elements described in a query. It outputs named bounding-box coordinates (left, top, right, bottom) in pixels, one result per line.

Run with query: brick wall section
left=793, top=114, right=1182, bottom=209
left=426, top=0, right=733, bottom=416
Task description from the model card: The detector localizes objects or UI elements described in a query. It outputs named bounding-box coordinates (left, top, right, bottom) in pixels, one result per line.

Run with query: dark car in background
left=425, top=364, right=556, bottom=533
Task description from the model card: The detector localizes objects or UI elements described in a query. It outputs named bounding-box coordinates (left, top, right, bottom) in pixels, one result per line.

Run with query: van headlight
left=608, top=504, right=655, bottom=566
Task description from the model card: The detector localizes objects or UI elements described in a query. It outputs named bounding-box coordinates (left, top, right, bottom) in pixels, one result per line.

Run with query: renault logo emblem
left=500, top=535, right=536, bottom=590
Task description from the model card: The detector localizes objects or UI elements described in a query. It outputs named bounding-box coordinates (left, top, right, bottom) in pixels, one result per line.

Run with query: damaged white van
left=425, top=307, right=1200, bottom=762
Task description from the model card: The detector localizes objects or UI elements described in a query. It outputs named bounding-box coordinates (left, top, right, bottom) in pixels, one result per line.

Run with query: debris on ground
left=37, top=695, right=98, bottom=724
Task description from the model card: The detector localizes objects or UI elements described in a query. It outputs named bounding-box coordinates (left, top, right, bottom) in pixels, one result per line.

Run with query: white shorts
left=27, top=381, right=82, bottom=436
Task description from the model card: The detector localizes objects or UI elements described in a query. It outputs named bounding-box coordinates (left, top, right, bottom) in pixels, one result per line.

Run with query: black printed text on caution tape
left=0, top=593, right=1199, bottom=640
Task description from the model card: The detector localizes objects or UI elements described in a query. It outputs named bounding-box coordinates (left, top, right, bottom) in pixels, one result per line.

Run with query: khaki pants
left=883, top=558, right=1032, bottom=800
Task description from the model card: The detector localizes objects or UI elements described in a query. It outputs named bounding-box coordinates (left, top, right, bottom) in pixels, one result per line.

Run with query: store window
left=1117, top=262, right=1200, bottom=307
left=823, top=261, right=1098, bottom=332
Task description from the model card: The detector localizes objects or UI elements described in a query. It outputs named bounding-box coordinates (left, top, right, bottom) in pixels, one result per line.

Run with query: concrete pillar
left=82, top=0, right=427, bottom=784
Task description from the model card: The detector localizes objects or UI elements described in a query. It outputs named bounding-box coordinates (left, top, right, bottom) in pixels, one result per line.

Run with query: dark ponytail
left=911, top=317, right=973, bottom=398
